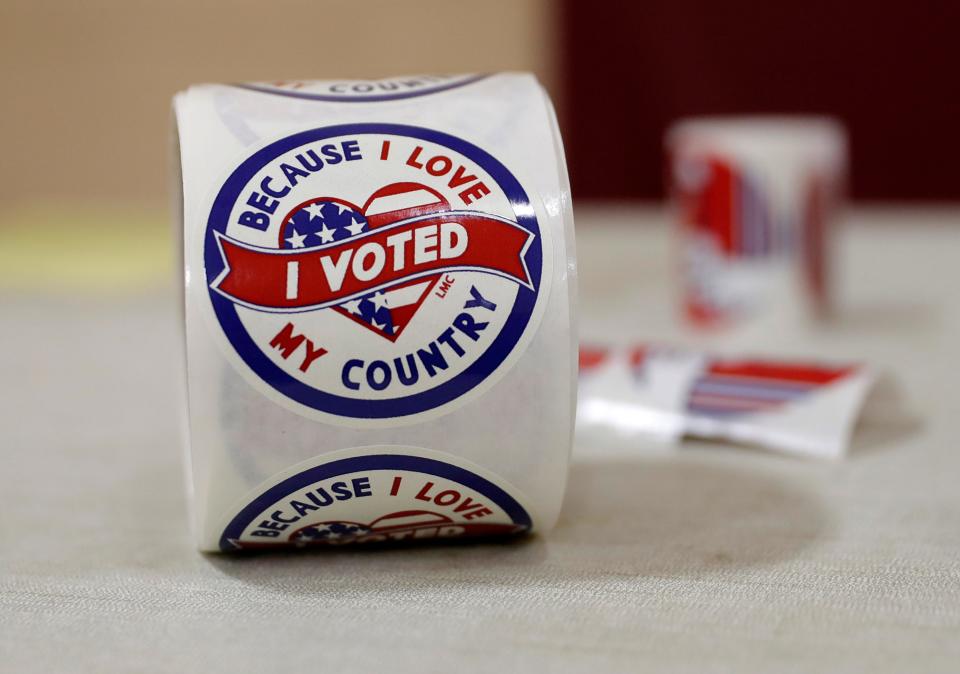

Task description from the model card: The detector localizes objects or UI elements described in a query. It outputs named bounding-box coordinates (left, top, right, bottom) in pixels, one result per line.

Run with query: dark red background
left=560, top=1, right=960, bottom=201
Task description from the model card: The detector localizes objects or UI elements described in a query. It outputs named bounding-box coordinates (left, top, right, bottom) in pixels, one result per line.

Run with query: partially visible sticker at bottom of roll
left=217, top=446, right=533, bottom=551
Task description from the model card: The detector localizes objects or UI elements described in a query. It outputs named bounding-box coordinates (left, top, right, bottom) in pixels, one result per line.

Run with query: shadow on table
left=554, top=457, right=831, bottom=575
left=207, top=455, right=830, bottom=592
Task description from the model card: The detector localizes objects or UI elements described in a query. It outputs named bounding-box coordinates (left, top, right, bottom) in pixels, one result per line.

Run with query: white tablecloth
left=2, top=207, right=958, bottom=672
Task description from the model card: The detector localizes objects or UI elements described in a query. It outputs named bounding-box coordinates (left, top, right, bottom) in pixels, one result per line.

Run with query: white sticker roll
left=172, top=74, right=577, bottom=552
left=667, top=116, right=847, bottom=328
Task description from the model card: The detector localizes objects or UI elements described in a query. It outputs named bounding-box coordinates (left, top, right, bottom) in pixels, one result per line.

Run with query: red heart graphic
left=278, top=182, right=449, bottom=341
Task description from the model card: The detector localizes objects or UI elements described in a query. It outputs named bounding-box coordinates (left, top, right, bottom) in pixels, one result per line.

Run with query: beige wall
left=0, top=0, right=559, bottom=207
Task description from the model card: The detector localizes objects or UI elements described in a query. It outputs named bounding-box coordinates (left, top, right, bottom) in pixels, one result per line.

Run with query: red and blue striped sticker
left=687, top=360, right=852, bottom=417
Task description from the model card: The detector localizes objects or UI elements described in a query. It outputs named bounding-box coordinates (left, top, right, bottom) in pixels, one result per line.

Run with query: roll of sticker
left=666, top=117, right=846, bottom=328
left=173, top=74, right=576, bottom=552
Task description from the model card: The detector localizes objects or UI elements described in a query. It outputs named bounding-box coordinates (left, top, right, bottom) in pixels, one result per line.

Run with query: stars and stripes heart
left=288, top=511, right=452, bottom=545
left=286, top=509, right=521, bottom=547
left=212, top=182, right=533, bottom=341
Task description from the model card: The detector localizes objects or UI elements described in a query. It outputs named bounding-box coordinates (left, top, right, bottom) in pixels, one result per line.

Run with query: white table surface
left=2, top=206, right=958, bottom=673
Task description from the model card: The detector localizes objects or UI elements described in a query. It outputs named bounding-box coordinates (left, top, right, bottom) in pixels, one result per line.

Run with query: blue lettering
left=342, top=359, right=363, bottom=390
left=465, top=285, right=496, bottom=312
left=342, top=139, right=362, bottom=162
left=280, top=162, right=310, bottom=186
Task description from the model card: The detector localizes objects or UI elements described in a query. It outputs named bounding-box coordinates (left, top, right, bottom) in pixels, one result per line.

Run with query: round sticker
left=218, top=447, right=533, bottom=551
left=203, top=123, right=549, bottom=424
left=233, top=74, right=487, bottom=102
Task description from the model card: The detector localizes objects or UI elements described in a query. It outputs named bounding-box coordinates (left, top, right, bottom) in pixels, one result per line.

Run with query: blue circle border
left=205, top=123, right=543, bottom=419
left=219, top=454, right=533, bottom=551
left=232, top=75, right=488, bottom=103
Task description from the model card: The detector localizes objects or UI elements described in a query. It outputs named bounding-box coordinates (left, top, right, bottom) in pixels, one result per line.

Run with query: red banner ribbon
left=211, top=211, right=534, bottom=310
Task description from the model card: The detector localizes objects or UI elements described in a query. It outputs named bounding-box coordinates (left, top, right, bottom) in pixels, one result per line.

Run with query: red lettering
left=414, top=481, right=435, bottom=502
left=462, top=507, right=493, bottom=521
left=426, top=155, right=453, bottom=176
left=269, top=322, right=305, bottom=358
left=434, top=274, right=455, bottom=298
left=404, top=149, right=483, bottom=201
left=269, top=322, right=327, bottom=373
left=299, top=339, right=327, bottom=373
left=453, top=496, right=486, bottom=513
left=433, top=489, right=461, bottom=506
left=459, top=182, right=490, bottom=205
left=406, top=146, right=424, bottom=169
left=448, top=165, right=478, bottom=189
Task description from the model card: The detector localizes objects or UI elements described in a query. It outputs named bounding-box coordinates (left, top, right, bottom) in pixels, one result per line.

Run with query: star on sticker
left=370, top=291, right=389, bottom=311
left=285, top=228, right=308, bottom=248
left=304, top=202, right=326, bottom=220
left=315, top=223, right=337, bottom=244
left=344, top=219, right=365, bottom=237
left=327, top=202, right=350, bottom=216
left=342, top=298, right=363, bottom=315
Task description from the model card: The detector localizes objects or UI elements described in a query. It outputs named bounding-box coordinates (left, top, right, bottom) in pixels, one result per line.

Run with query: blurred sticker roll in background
left=667, top=117, right=847, bottom=329
left=173, top=73, right=576, bottom=552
